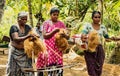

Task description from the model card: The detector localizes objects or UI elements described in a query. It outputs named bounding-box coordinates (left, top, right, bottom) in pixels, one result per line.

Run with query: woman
left=6, top=12, right=34, bottom=76
left=36, top=7, right=69, bottom=76
left=81, top=11, right=110, bottom=76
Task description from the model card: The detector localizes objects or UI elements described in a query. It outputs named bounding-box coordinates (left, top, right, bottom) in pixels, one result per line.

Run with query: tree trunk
left=79, top=0, right=96, bottom=21
left=75, top=0, right=78, bottom=16
left=0, top=0, right=5, bottom=23
left=98, top=0, right=103, bottom=24
left=27, top=0, right=33, bottom=27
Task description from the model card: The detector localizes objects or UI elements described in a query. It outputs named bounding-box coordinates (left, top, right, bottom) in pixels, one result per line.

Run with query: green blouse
left=82, top=23, right=109, bottom=43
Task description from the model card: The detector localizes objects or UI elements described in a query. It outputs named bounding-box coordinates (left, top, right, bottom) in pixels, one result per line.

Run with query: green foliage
left=76, top=50, right=84, bottom=56
left=0, top=0, right=120, bottom=59
left=55, top=0, right=97, bottom=21
left=105, top=42, right=116, bottom=59
left=103, top=0, right=120, bottom=35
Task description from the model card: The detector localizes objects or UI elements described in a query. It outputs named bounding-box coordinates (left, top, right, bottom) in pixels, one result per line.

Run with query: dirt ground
left=0, top=48, right=120, bottom=76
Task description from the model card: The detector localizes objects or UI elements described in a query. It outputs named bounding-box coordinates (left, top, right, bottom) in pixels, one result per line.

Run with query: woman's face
left=92, top=13, right=101, bottom=24
left=50, top=12, right=59, bottom=22
left=19, top=16, right=27, bottom=25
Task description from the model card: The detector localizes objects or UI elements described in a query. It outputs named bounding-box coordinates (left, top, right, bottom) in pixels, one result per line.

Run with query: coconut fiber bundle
left=24, top=30, right=46, bottom=58
left=55, top=28, right=69, bottom=52
left=88, top=30, right=100, bottom=52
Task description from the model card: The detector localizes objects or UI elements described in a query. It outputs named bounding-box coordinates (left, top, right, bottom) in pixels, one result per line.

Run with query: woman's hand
left=53, top=28, right=60, bottom=33
left=110, top=36, right=118, bottom=41
left=27, top=34, right=38, bottom=38
left=60, top=33, right=69, bottom=39
left=105, top=38, right=112, bottom=42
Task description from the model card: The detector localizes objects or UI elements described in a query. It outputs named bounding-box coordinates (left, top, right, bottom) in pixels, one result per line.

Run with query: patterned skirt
left=6, top=46, right=33, bottom=76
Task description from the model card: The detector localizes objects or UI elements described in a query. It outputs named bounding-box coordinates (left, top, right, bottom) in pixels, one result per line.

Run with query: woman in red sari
left=37, top=7, right=69, bottom=76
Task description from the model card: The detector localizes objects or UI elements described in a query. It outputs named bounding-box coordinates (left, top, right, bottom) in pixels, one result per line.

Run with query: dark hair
left=50, top=7, right=60, bottom=15
left=92, top=11, right=101, bottom=19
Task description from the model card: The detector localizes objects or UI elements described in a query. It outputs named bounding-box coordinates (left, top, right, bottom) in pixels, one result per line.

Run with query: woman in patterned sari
left=36, top=7, right=69, bottom=76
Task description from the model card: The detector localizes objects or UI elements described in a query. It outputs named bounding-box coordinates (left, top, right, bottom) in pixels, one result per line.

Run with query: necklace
left=92, top=23, right=100, bottom=30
